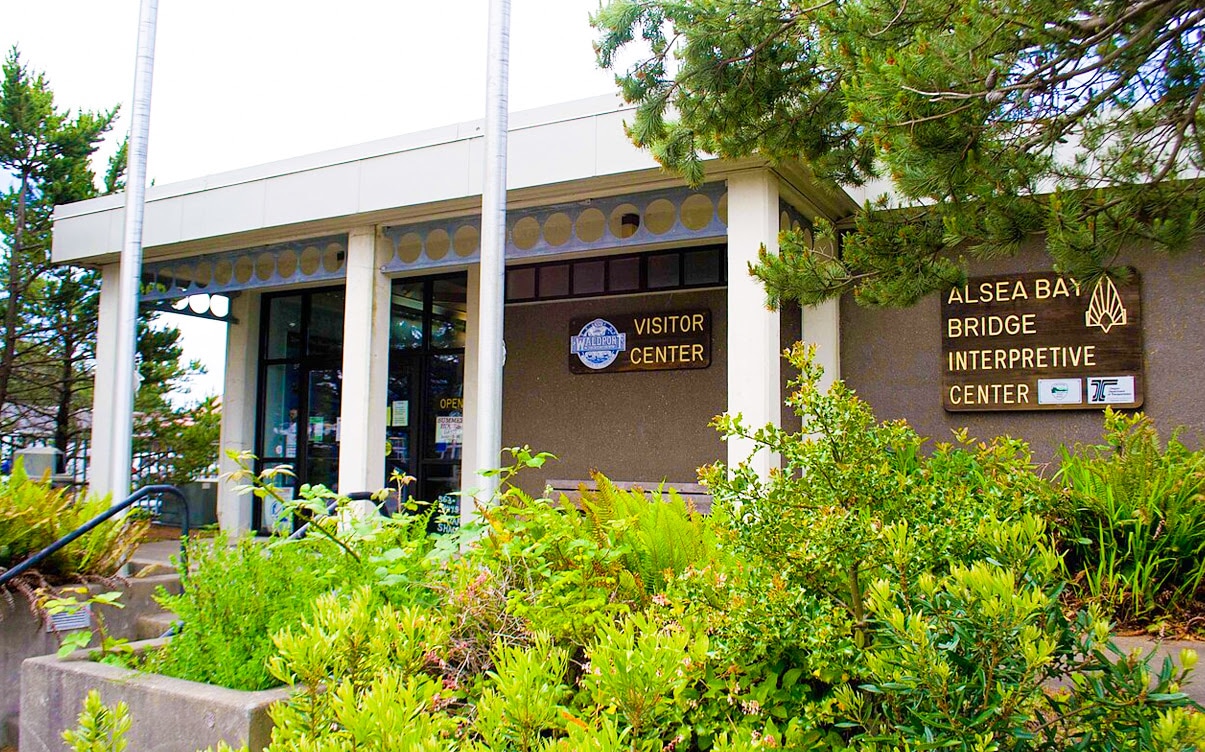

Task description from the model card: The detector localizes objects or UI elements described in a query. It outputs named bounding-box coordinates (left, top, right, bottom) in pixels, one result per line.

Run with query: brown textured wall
left=841, top=243, right=1205, bottom=464
left=502, top=289, right=728, bottom=495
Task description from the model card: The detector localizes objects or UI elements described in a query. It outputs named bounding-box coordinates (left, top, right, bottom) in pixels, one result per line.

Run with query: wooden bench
left=545, top=478, right=712, bottom=514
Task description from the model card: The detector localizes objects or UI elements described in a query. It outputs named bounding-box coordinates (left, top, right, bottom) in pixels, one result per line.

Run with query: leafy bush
left=1055, top=410, right=1205, bottom=624
left=63, top=689, right=130, bottom=752
left=0, top=459, right=148, bottom=593
left=147, top=535, right=373, bottom=690
left=702, top=343, right=1048, bottom=636
left=837, top=515, right=1205, bottom=750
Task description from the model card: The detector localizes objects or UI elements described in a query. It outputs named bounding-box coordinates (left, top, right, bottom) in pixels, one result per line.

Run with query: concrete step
left=136, top=610, right=178, bottom=641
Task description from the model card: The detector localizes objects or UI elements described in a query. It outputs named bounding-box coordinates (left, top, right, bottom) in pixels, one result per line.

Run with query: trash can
left=15, top=445, right=63, bottom=480
left=156, top=478, right=219, bottom=528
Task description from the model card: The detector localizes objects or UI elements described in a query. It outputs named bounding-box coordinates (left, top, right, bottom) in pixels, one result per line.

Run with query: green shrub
left=62, top=689, right=131, bottom=752
left=0, top=460, right=148, bottom=588
left=465, top=455, right=724, bottom=649
left=265, top=586, right=455, bottom=750
left=147, top=535, right=373, bottom=690
left=835, top=515, right=1205, bottom=751
left=1056, top=410, right=1205, bottom=624
left=702, top=343, right=1046, bottom=637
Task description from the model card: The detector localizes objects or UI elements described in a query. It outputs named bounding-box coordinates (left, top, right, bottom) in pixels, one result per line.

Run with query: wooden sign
left=569, top=310, right=711, bottom=374
left=942, top=271, right=1143, bottom=411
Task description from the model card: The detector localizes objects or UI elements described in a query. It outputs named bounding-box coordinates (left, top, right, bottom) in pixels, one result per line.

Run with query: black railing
left=0, top=484, right=190, bottom=588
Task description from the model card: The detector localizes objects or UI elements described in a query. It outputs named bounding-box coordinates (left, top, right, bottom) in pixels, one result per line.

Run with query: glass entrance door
left=387, top=274, right=466, bottom=526
left=256, top=288, right=345, bottom=533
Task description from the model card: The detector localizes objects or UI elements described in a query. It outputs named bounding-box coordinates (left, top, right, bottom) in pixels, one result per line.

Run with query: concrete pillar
left=803, top=235, right=841, bottom=392
left=88, top=264, right=121, bottom=498
left=460, top=263, right=483, bottom=523
left=217, top=291, right=260, bottom=532
left=726, top=170, right=781, bottom=474
left=337, top=226, right=391, bottom=496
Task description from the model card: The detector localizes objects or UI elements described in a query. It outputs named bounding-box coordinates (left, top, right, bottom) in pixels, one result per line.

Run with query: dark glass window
left=432, top=278, right=468, bottom=349
left=265, top=296, right=303, bottom=359
left=391, top=282, right=424, bottom=351
left=684, top=248, right=722, bottom=286
left=647, top=253, right=680, bottom=288
left=573, top=261, right=605, bottom=295
left=503, top=246, right=725, bottom=302
left=539, top=265, right=570, bottom=297
left=506, top=267, right=536, bottom=301
left=608, top=257, right=640, bottom=292
left=307, top=291, right=345, bottom=359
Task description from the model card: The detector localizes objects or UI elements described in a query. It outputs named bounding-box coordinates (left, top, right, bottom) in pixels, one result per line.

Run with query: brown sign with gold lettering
left=942, top=272, right=1143, bottom=411
left=569, top=310, right=711, bottom=374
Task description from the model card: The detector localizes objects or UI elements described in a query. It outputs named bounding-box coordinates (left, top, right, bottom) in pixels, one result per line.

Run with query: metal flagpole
left=109, top=0, right=159, bottom=499
left=473, top=0, right=512, bottom=502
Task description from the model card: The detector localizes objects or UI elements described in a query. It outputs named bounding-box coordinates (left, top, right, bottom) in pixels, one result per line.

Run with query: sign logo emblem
left=1085, top=277, right=1128, bottom=333
left=570, top=318, right=626, bottom=370
left=1037, top=378, right=1083, bottom=405
left=1087, top=375, right=1136, bottom=404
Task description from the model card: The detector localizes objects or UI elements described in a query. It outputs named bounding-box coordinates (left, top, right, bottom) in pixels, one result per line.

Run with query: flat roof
left=52, top=94, right=858, bottom=265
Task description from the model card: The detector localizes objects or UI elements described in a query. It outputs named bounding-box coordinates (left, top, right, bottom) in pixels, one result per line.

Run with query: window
left=505, top=245, right=726, bottom=302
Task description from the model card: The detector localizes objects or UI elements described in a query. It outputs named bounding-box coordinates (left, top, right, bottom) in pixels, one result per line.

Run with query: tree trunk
left=0, top=172, right=29, bottom=421
left=54, top=327, right=75, bottom=464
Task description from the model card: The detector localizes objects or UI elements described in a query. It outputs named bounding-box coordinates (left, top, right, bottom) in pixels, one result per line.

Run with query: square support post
left=337, top=226, right=391, bottom=496
left=87, top=264, right=121, bottom=498
left=725, top=170, right=782, bottom=475
left=216, top=291, right=260, bottom=532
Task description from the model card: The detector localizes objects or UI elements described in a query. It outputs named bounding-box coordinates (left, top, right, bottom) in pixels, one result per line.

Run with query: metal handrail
left=0, top=484, right=190, bottom=588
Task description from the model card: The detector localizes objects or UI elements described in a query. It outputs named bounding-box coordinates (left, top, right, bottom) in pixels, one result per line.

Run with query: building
left=51, top=95, right=1205, bottom=532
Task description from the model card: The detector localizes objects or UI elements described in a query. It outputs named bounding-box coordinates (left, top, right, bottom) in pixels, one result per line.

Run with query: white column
left=88, top=264, right=121, bottom=498
left=803, top=300, right=841, bottom=392
left=217, top=291, right=260, bottom=532
left=337, top=226, right=391, bottom=497
left=460, top=263, right=483, bottom=523
left=726, top=170, right=781, bottom=474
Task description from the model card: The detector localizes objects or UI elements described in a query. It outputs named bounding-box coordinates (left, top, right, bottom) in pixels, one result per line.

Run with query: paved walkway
left=1110, top=635, right=1205, bottom=705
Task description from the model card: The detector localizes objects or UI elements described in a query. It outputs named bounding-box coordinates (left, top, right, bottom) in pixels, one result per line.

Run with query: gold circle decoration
left=511, top=217, right=540, bottom=250
left=680, top=194, right=714, bottom=231
left=299, top=246, right=321, bottom=275
left=193, top=261, right=212, bottom=287
left=277, top=249, right=298, bottom=279
left=234, top=255, right=254, bottom=284
left=398, top=233, right=423, bottom=263
left=575, top=207, right=605, bottom=243
left=453, top=225, right=480, bottom=257
left=214, top=259, right=233, bottom=286
left=608, top=203, right=641, bottom=239
left=425, top=229, right=450, bottom=261
left=543, top=212, right=572, bottom=247
left=256, top=252, right=276, bottom=281
left=323, top=243, right=344, bottom=272
left=644, top=198, right=676, bottom=235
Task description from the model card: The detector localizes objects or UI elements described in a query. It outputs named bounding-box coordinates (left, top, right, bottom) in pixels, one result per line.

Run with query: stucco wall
left=840, top=243, right=1205, bottom=464
left=502, top=288, right=727, bottom=494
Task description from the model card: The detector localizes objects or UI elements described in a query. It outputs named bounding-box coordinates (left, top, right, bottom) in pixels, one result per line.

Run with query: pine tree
left=593, top=0, right=1205, bottom=307
left=0, top=47, right=115, bottom=458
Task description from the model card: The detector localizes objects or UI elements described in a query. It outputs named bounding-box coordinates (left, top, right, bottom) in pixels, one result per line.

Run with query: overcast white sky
left=3, top=0, right=626, bottom=403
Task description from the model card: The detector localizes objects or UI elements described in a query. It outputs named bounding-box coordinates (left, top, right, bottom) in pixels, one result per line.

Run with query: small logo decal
left=1087, top=376, right=1136, bottom=404
left=570, top=318, right=626, bottom=370
left=1038, top=378, right=1083, bottom=405
left=1085, top=277, right=1128, bottom=333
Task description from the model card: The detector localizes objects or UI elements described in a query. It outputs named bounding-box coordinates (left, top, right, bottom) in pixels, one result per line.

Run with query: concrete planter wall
left=20, top=638, right=291, bottom=752
left=0, top=570, right=180, bottom=747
